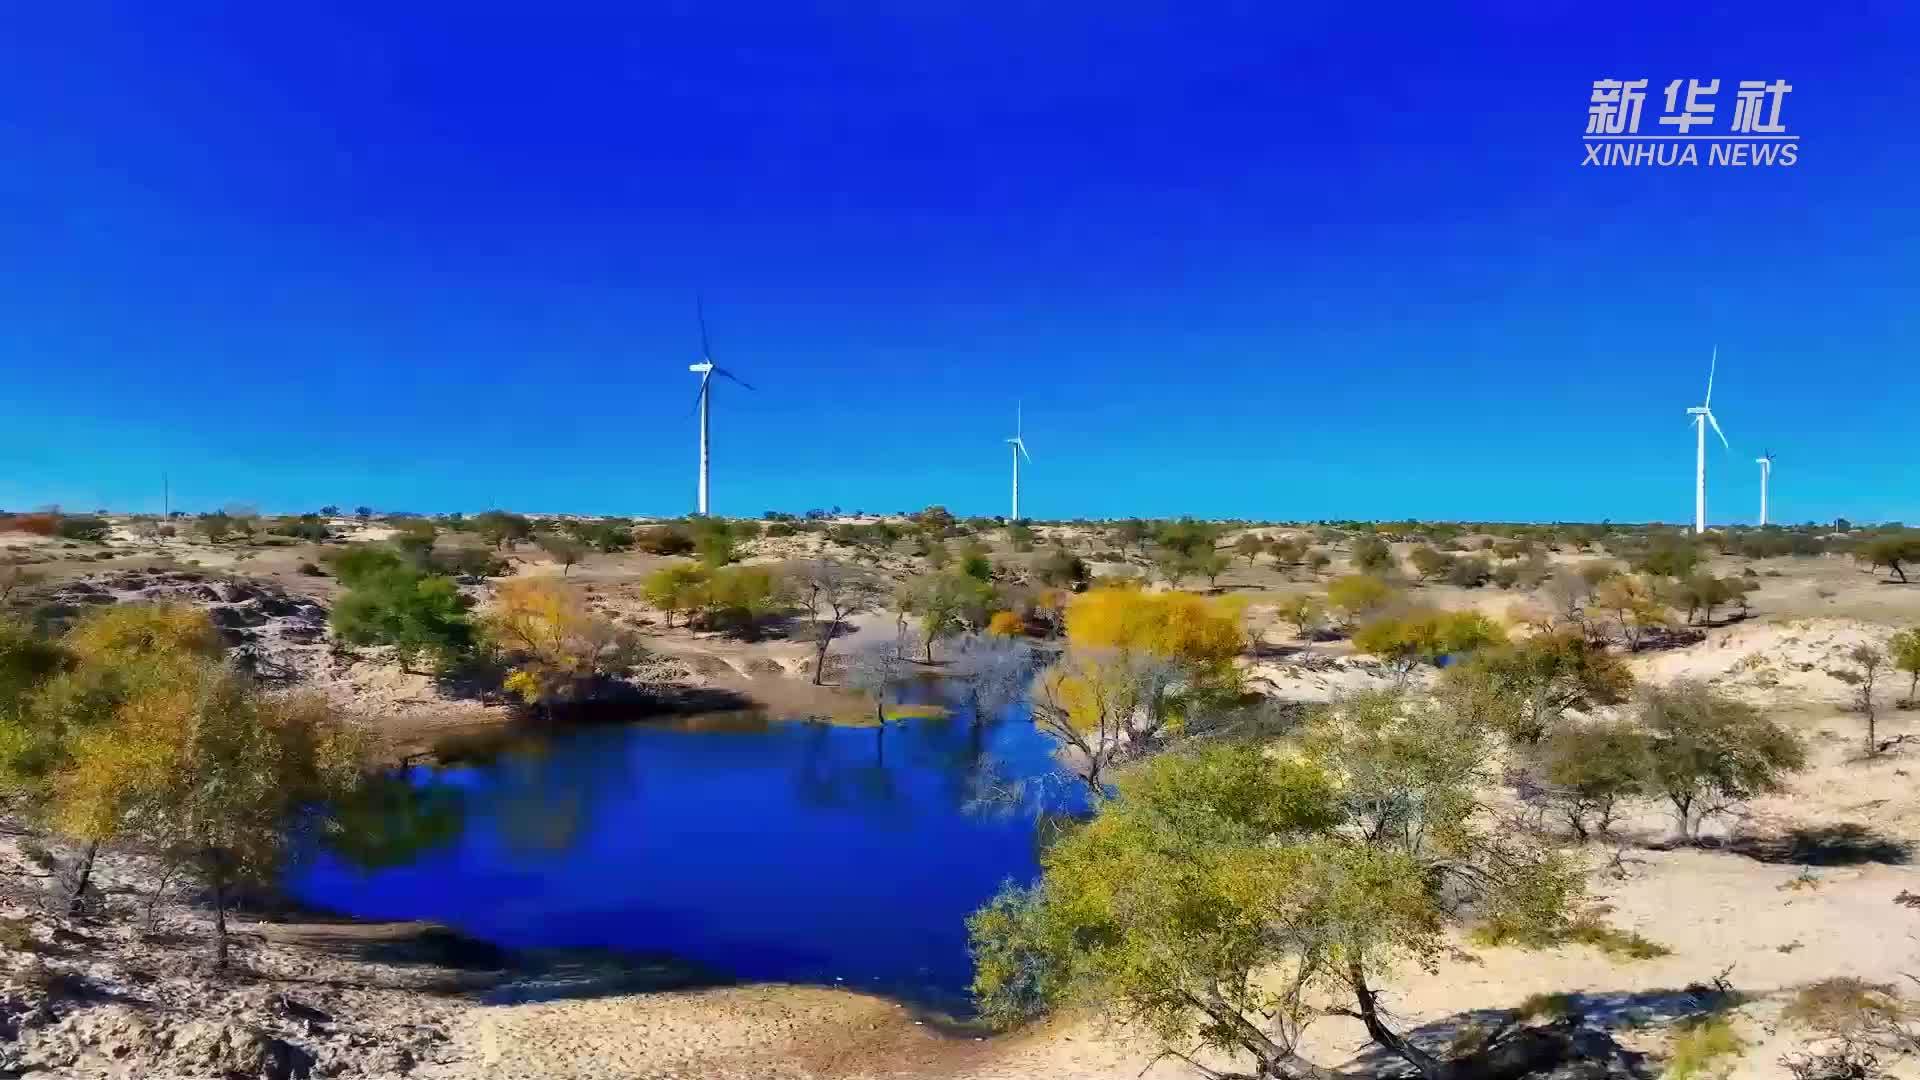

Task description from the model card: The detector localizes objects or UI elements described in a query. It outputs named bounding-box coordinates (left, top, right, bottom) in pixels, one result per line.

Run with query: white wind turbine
left=1005, top=402, right=1032, bottom=522
left=1685, top=346, right=1730, bottom=535
left=1756, top=449, right=1774, bottom=526
left=688, top=296, right=755, bottom=516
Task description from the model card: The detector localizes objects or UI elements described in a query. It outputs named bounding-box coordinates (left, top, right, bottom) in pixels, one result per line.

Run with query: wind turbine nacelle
left=690, top=362, right=714, bottom=374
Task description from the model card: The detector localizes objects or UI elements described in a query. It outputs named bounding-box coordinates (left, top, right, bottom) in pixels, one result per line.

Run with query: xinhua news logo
left=1585, top=79, right=1798, bottom=167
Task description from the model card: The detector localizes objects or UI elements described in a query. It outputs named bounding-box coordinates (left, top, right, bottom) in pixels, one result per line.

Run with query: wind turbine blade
left=689, top=371, right=710, bottom=415
left=1704, top=345, right=1716, bottom=406
left=715, top=367, right=756, bottom=391
left=697, top=293, right=713, bottom=361
left=1706, top=409, right=1729, bottom=450
left=1017, top=438, right=1032, bottom=463
left=1016, top=400, right=1023, bottom=439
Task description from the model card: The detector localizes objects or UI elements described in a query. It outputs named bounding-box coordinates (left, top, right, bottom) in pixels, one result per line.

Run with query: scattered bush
left=1, top=514, right=60, bottom=537
left=1664, top=1015, right=1745, bottom=1080
left=634, top=525, right=697, bottom=556
left=53, top=516, right=110, bottom=542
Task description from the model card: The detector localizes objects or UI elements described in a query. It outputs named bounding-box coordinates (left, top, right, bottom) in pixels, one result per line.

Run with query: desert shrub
left=1779, top=976, right=1917, bottom=1077
left=1665, top=1015, right=1745, bottom=1080
left=1064, top=586, right=1245, bottom=684
left=1272, top=594, right=1326, bottom=638
left=1032, top=547, right=1089, bottom=590
left=273, top=517, right=331, bottom=542
left=1305, top=549, right=1332, bottom=572
left=1350, top=534, right=1393, bottom=574
left=472, top=510, right=533, bottom=550
left=640, top=562, right=710, bottom=629
left=537, top=534, right=587, bottom=574
left=53, top=516, right=110, bottom=542
left=763, top=521, right=796, bottom=538
left=1892, top=628, right=1920, bottom=706
left=1446, top=555, right=1492, bottom=588
left=696, top=528, right=737, bottom=568
left=297, top=561, right=325, bottom=577
left=2, top=514, right=60, bottom=537
left=1352, top=609, right=1505, bottom=674
left=1592, top=575, right=1673, bottom=650
left=1325, top=574, right=1395, bottom=627
left=329, top=565, right=474, bottom=672
left=634, top=524, right=696, bottom=556
left=432, top=546, right=508, bottom=579
left=986, top=611, right=1025, bottom=636
left=1408, top=545, right=1452, bottom=582
left=1633, top=536, right=1705, bottom=579
left=1474, top=904, right=1670, bottom=960
left=700, top=565, right=789, bottom=639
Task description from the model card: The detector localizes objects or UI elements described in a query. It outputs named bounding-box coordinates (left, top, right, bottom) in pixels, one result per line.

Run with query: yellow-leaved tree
left=484, top=577, right=644, bottom=708
left=1032, top=586, right=1247, bottom=792
left=41, top=605, right=369, bottom=963
left=2, top=605, right=227, bottom=912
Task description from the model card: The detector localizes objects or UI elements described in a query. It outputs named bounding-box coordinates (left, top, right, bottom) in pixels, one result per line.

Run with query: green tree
left=538, top=533, right=587, bottom=575
left=473, top=509, right=533, bottom=550
left=1350, top=535, right=1393, bottom=574
left=391, top=519, right=438, bottom=562
left=640, top=562, right=710, bottom=629
left=703, top=565, right=790, bottom=640
left=1859, top=532, right=1920, bottom=583
left=1638, top=681, right=1805, bottom=841
left=1407, top=545, right=1451, bottom=582
left=55, top=666, right=368, bottom=966
left=330, top=565, right=474, bottom=672
left=1195, top=551, right=1232, bottom=590
left=974, top=702, right=1581, bottom=1080
left=1592, top=575, right=1671, bottom=650
left=1352, top=609, right=1505, bottom=678
left=1830, top=645, right=1892, bottom=756
left=1324, top=574, right=1394, bottom=627
left=696, top=528, right=737, bottom=568
left=1235, top=533, right=1265, bottom=567
left=1891, top=627, right=1920, bottom=706
left=1537, top=720, right=1650, bottom=839
left=1151, top=548, right=1194, bottom=589
left=1442, top=629, right=1633, bottom=745
left=1273, top=594, right=1325, bottom=639
left=899, top=573, right=995, bottom=662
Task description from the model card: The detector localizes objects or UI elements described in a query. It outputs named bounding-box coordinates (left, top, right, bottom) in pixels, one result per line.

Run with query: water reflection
left=293, top=693, right=1082, bottom=1006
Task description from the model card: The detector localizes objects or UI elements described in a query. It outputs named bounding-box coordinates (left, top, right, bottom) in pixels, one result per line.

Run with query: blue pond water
left=290, top=704, right=1081, bottom=1008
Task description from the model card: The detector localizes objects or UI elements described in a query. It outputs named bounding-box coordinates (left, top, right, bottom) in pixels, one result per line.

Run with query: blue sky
left=1, top=4, right=1913, bottom=524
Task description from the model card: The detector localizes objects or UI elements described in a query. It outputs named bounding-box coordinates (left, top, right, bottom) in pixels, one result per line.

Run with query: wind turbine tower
left=1756, top=450, right=1774, bottom=526
left=1005, top=403, right=1031, bottom=522
left=688, top=297, right=755, bottom=516
left=1685, top=347, right=1730, bottom=535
